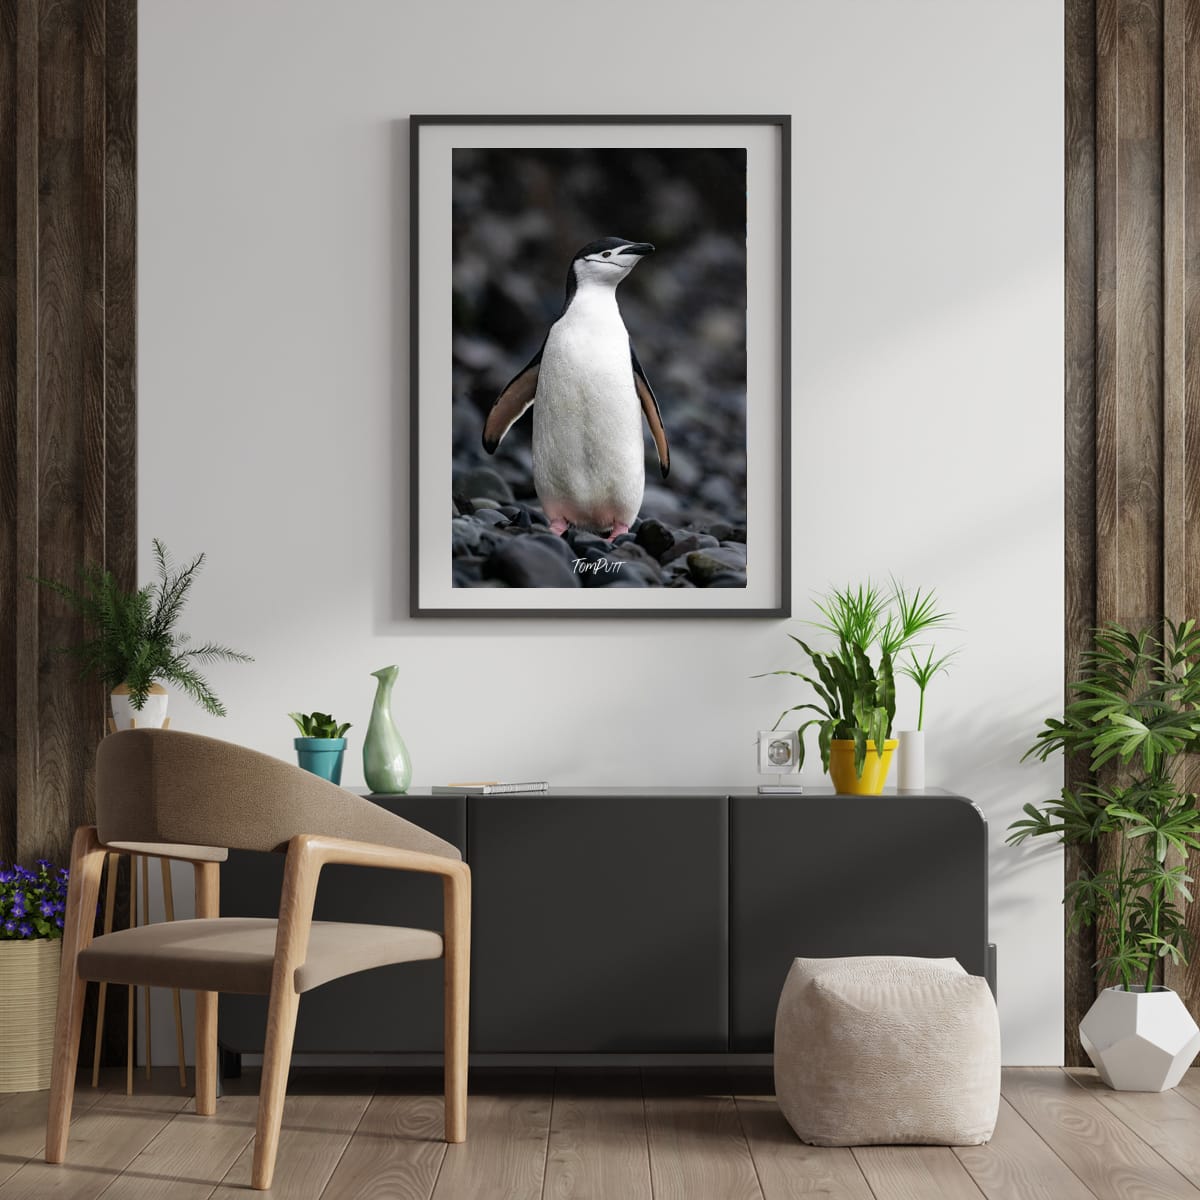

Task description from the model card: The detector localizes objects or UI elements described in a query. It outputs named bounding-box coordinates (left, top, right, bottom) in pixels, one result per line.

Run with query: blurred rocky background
left=450, top=146, right=748, bottom=590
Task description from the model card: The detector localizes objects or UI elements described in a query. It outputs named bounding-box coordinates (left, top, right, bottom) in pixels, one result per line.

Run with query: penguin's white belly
left=532, top=313, right=645, bottom=532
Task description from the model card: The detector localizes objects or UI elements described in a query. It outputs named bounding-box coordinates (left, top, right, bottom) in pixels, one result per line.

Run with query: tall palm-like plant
left=36, top=540, right=252, bottom=716
left=758, top=580, right=952, bottom=777
left=1007, top=620, right=1200, bottom=992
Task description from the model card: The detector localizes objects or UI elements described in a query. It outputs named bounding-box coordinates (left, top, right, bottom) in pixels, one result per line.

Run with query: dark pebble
left=611, top=532, right=638, bottom=547
left=487, top=538, right=582, bottom=588
left=451, top=518, right=483, bottom=552
left=528, top=508, right=549, bottom=527
left=456, top=466, right=514, bottom=504
left=567, top=530, right=610, bottom=555
left=727, top=527, right=747, bottom=544
left=471, top=497, right=503, bottom=512
left=526, top=531, right=576, bottom=562
left=473, top=509, right=511, bottom=528
left=707, top=571, right=749, bottom=588
left=452, top=492, right=475, bottom=516
left=705, top=521, right=735, bottom=541
left=660, top=533, right=717, bottom=565
left=635, top=519, right=675, bottom=559
left=687, top=548, right=749, bottom=585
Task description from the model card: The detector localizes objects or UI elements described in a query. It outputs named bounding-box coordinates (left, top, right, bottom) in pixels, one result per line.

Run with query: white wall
left=138, top=0, right=1064, bottom=1065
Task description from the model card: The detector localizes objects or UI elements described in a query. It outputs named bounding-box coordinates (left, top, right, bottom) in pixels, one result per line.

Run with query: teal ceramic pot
left=363, top=665, right=412, bottom=793
left=294, top=737, right=347, bottom=785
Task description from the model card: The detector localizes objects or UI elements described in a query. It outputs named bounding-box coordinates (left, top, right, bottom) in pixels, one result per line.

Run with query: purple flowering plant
left=0, top=860, right=68, bottom=939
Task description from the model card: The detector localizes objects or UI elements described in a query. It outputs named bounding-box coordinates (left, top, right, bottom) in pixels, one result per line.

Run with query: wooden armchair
left=45, top=729, right=470, bottom=1191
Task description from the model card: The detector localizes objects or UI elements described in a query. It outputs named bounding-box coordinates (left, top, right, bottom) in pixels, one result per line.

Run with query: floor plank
left=0, top=1088, right=191, bottom=1200
left=97, top=1095, right=258, bottom=1200
left=1002, top=1067, right=1200, bottom=1199
left=643, top=1072, right=763, bottom=1200
left=0, top=1083, right=110, bottom=1188
left=543, top=1071, right=652, bottom=1200
left=429, top=1077, right=552, bottom=1200
left=209, top=1090, right=371, bottom=1200
left=320, top=1092, right=446, bottom=1200
left=953, top=1097, right=1096, bottom=1200
left=1066, top=1068, right=1200, bottom=1188
left=735, top=1094, right=874, bottom=1200
left=852, top=1146, right=986, bottom=1200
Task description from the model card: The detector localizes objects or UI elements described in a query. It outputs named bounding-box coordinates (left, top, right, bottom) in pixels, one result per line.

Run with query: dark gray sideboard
left=217, top=788, right=990, bottom=1063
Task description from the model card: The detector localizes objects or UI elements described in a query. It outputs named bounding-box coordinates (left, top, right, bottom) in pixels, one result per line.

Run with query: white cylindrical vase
left=898, top=730, right=925, bottom=791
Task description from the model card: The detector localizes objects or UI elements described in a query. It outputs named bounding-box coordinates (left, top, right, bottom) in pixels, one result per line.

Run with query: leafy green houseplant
left=35, top=539, right=251, bottom=726
left=1007, top=620, right=1200, bottom=1091
left=289, top=713, right=351, bottom=739
left=0, top=860, right=70, bottom=1091
left=759, top=580, right=951, bottom=788
left=290, top=711, right=351, bottom=786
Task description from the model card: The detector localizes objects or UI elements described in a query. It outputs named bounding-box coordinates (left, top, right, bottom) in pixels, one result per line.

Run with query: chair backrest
left=95, top=729, right=460, bottom=860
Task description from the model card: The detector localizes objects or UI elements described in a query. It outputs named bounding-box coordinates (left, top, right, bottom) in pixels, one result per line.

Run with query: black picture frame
left=409, top=114, right=791, bottom=618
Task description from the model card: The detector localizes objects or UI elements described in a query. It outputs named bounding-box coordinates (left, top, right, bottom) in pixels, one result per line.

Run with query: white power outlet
left=757, top=729, right=800, bottom=775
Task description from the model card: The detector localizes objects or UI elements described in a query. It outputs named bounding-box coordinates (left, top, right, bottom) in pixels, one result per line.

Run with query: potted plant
left=289, top=712, right=352, bottom=785
left=0, top=860, right=69, bottom=1092
left=1007, top=619, right=1200, bottom=1090
left=759, top=580, right=951, bottom=794
left=895, top=646, right=959, bottom=790
left=35, top=539, right=252, bottom=730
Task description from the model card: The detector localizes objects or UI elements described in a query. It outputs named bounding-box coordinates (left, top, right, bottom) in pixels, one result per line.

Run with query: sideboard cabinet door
left=730, top=793, right=988, bottom=1050
left=470, top=794, right=729, bottom=1051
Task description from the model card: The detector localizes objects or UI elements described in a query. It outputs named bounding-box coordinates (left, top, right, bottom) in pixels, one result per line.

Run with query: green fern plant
left=289, top=712, right=351, bottom=739
left=35, top=540, right=252, bottom=716
left=757, top=580, right=952, bottom=778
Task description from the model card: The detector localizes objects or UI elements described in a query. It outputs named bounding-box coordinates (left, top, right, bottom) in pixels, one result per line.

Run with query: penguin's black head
left=564, top=237, right=655, bottom=306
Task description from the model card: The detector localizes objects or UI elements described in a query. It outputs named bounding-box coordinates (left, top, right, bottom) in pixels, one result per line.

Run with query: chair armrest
left=268, top=833, right=469, bottom=997
left=290, top=833, right=468, bottom=881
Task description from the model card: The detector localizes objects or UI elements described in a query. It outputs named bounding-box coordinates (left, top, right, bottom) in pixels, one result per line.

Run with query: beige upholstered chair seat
left=77, top=918, right=444, bottom=995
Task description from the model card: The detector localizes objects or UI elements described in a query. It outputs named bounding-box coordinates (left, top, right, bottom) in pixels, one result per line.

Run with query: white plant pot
left=110, top=683, right=169, bottom=731
left=898, top=730, right=925, bottom=791
left=1079, top=985, right=1200, bottom=1091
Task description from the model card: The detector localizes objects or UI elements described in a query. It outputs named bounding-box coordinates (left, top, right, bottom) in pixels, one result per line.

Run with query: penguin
left=481, top=237, right=670, bottom=540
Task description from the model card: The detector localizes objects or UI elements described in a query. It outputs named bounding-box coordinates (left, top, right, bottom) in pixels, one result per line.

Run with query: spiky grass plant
left=36, top=539, right=252, bottom=715
left=757, top=579, right=953, bottom=777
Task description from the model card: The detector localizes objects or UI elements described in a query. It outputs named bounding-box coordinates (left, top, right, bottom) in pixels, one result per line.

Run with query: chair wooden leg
left=252, top=986, right=300, bottom=1190
left=194, top=861, right=219, bottom=1116
left=442, top=867, right=470, bottom=1144
left=91, top=852, right=119, bottom=1087
left=160, top=858, right=188, bottom=1088
left=45, top=827, right=106, bottom=1164
left=141, top=854, right=152, bottom=1080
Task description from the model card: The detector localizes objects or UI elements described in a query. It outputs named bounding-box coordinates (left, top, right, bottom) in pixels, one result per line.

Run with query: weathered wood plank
left=1002, top=1067, right=1198, bottom=1199
left=543, top=1072, right=652, bottom=1200
left=643, top=1073, right=762, bottom=1200
left=953, top=1096, right=1096, bottom=1200
left=321, top=1092, right=446, bottom=1200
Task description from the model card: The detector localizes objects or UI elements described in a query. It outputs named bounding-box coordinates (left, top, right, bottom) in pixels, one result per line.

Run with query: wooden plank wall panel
left=0, top=0, right=136, bottom=867
left=1067, top=0, right=1200, bottom=1055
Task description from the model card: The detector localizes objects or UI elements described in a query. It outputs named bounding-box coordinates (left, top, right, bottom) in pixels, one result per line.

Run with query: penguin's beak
left=624, top=243, right=655, bottom=257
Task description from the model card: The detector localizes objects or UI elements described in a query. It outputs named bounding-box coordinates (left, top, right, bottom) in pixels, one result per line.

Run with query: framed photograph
left=410, top=115, right=790, bottom=617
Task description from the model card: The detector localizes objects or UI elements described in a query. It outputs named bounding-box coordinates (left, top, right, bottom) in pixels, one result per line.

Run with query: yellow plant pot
left=0, top=938, right=61, bottom=1092
left=828, top=738, right=898, bottom=795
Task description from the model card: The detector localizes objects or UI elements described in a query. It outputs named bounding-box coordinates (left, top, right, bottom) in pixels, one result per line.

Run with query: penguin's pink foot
left=549, top=517, right=569, bottom=536
left=606, top=523, right=631, bottom=542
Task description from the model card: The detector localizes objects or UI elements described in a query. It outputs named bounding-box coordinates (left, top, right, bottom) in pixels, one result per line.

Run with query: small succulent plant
left=289, top=712, right=351, bottom=739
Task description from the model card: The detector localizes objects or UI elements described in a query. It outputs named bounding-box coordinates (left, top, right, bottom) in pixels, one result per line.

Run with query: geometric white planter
left=1079, top=986, right=1200, bottom=1092
left=109, top=682, right=169, bottom=731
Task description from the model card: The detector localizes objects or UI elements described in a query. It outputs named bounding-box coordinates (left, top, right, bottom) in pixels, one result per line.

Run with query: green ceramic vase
left=363, top=664, right=411, bottom=794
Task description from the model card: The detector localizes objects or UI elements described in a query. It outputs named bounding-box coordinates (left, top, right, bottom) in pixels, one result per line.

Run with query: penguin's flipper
left=482, top=351, right=541, bottom=454
left=631, top=343, right=670, bottom=479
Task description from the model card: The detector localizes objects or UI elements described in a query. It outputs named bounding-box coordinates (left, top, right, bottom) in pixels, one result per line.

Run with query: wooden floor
left=3, top=1067, right=1200, bottom=1198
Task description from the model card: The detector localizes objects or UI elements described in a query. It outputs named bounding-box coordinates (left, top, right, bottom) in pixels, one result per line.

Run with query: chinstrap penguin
left=481, top=237, right=670, bottom=540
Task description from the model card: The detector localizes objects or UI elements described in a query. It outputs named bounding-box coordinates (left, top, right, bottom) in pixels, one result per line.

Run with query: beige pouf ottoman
left=774, top=955, right=1000, bottom=1146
